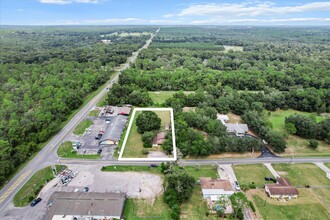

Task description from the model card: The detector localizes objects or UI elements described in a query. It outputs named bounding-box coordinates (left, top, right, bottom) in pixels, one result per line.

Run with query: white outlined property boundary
left=118, top=107, right=177, bottom=161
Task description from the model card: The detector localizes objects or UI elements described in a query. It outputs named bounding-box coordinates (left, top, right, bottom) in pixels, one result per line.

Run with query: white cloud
left=38, top=0, right=100, bottom=4
left=149, top=19, right=183, bottom=24
left=190, top=17, right=330, bottom=25
left=83, top=18, right=144, bottom=24
left=178, top=2, right=330, bottom=17
left=17, top=9, right=24, bottom=12
left=163, top=14, right=175, bottom=18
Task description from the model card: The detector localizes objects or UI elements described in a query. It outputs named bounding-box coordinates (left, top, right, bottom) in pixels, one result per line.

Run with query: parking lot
left=0, top=164, right=163, bottom=220
left=64, top=106, right=130, bottom=159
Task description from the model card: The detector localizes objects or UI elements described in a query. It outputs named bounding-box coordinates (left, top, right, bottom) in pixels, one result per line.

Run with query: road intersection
left=1, top=27, right=329, bottom=213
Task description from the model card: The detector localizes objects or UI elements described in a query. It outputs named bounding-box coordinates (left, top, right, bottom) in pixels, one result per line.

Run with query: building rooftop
left=100, top=115, right=127, bottom=143
left=224, top=123, right=249, bottom=134
left=200, top=177, right=234, bottom=192
left=153, top=132, right=166, bottom=145
left=45, top=192, right=126, bottom=220
left=266, top=177, right=299, bottom=196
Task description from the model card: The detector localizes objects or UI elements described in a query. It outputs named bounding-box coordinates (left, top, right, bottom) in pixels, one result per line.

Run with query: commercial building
left=45, top=192, right=126, bottom=220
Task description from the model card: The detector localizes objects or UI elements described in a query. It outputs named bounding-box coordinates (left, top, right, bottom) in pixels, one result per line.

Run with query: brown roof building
left=152, top=132, right=166, bottom=146
left=265, top=177, right=299, bottom=199
left=200, top=178, right=235, bottom=200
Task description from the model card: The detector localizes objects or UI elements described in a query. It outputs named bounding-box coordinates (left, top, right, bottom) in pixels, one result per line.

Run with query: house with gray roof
left=224, top=123, right=249, bottom=137
left=45, top=192, right=126, bottom=220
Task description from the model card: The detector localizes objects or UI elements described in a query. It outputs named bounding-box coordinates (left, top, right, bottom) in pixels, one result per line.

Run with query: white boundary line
left=118, top=107, right=177, bottom=161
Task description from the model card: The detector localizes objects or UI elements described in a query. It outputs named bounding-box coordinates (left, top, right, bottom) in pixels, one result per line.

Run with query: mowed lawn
left=243, top=163, right=330, bottom=219
left=181, top=166, right=218, bottom=220
left=124, top=197, right=171, bottom=220
left=233, top=164, right=273, bottom=187
left=122, top=110, right=173, bottom=158
left=268, top=109, right=329, bottom=157
left=148, top=91, right=194, bottom=104
left=268, top=109, right=325, bottom=131
left=252, top=192, right=329, bottom=220
left=272, top=164, right=330, bottom=216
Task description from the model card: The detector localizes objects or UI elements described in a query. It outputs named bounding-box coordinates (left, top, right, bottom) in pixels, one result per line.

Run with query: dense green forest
left=0, top=26, right=156, bottom=187
left=109, top=27, right=330, bottom=156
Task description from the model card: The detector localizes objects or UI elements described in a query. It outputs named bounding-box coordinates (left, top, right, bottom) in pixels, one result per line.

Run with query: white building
left=200, top=177, right=235, bottom=201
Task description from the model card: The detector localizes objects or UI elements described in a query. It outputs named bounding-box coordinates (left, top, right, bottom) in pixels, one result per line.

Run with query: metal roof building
left=45, top=192, right=126, bottom=220
left=99, top=115, right=128, bottom=145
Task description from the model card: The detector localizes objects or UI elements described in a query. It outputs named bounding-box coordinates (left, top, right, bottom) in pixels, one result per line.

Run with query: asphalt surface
left=1, top=27, right=330, bottom=215
left=0, top=29, right=159, bottom=212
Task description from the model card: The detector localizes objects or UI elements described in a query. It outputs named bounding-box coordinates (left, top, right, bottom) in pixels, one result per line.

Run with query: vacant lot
left=268, top=109, right=325, bottom=131
left=267, top=109, right=329, bottom=157
left=57, top=141, right=100, bottom=159
left=124, top=197, right=171, bottom=220
left=148, top=91, right=194, bottom=104
left=122, top=110, right=173, bottom=158
left=223, top=45, right=244, bottom=52
left=73, top=119, right=93, bottom=135
left=184, top=166, right=218, bottom=180
left=233, top=164, right=273, bottom=187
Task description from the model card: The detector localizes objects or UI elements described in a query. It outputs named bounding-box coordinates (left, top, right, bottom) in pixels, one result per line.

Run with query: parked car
left=84, top=187, right=89, bottom=192
left=97, top=149, right=102, bottom=154
left=265, top=177, right=276, bottom=182
left=150, top=164, right=158, bottom=168
left=234, top=181, right=241, bottom=191
left=95, top=136, right=100, bottom=140
left=30, top=198, right=42, bottom=207
left=97, top=133, right=103, bottom=138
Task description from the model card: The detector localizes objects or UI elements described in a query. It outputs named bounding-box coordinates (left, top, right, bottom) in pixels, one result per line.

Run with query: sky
left=1, top=0, right=330, bottom=25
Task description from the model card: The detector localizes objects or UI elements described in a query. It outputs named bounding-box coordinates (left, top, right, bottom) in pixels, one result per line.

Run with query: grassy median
left=13, top=165, right=66, bottom=207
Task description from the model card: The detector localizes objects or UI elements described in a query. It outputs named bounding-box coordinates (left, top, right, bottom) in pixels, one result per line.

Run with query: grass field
left=101, top=165, right=162, bottom=175
left=223, top=45, right=244, bottom=52
left=325, top=163, right=330, bottom=169
left=124, top=197, right=171, bottom=220
left=243, top=163, right=330, bottom=219
left=251, top=191, right=329, bottom=220
left=184, top=166, right=218, bottom=180
left=272, top=164, right=330, bottom=215
left=267, top=109, right=329, bottom=157
left=148, top=91, right=194, bottom=104
left=73, top=119, right=93, bottom=135
left=233, top=164, right=273, bottom=187
left=284, top=135, right=330, bottom=157
left=88, top=109, right=100, bottom=117
left=57, top=141, right=100, bottom=159
left=122, top=110, right=173, bottom=158
left=13, top=165, right=66, bottom=207
left=268, top=109, right=325, bottom=131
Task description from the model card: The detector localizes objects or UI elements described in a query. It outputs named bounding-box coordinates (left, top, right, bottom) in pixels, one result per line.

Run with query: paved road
left=0, top=29, right=159, bottom=212
left=57, top=157, right=330, bottom=166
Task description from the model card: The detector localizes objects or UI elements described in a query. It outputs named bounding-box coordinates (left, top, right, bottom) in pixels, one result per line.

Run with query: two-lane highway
left=0, top=29, right=159, bottom=212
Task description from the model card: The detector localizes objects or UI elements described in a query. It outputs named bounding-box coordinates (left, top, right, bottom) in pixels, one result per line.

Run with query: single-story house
left=45, top=192, right=126, bottom=220
left=200, top=177, right=235, bottom=201
left=217, top=114, right=229, bottom=123
left=224, top=123, right=249, bottom=137
left=152, top=132, right=166, bottom=146
left=265, top=177, right=299, bottom=199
